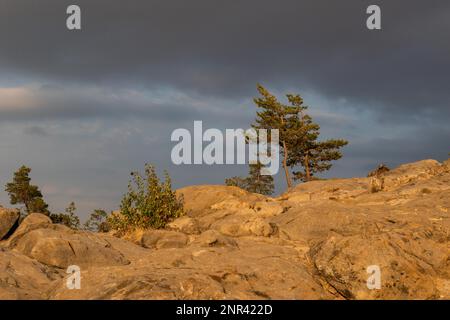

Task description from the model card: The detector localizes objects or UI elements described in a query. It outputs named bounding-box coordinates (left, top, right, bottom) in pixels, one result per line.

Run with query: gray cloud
left=0, top=0, right=449, bottom=217
left=0, top=84, right=247, bottom=123
left=23, top=125, right=49, bottom=136
left=1, top=0, right=450, bottom=122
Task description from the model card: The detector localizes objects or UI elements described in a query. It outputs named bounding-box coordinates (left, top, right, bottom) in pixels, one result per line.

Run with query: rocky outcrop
left=5, top=213, right=130, bottom=269
left=140, top=229, right=188, bottom=249
left=0, top=208, right=20, bottom=240
left=0, top=159, right=449, bottom=300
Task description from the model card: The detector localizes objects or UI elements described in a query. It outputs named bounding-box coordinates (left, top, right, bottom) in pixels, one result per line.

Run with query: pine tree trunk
left=282, top=140, right=293, bottom=189
left=24, top=194, right=31, bottom=215
left=304, top=153, right=311, bottom=182
left=25, top=202, right=31, bottom=215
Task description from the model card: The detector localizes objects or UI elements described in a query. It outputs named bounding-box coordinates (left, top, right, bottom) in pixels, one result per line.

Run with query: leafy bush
left=109, top=164, right=184, bottom=232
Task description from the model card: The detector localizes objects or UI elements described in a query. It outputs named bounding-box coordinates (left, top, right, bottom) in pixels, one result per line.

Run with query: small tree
left=286, top=97, right=348, bottom=182
left=252, top=85, right=306, bottom=189
left=245, top=162, right=275, bottom=195
left=5, top=165, right=49, bottom=216
left=84, top=209, right=109, bottom=232
left=110, top=164, right=184, bottom=231
left=252, top=86, right=348, bottom=184
left=50, top=202, right=80, bottom=229
left=225, top=162, right=274, bottom=196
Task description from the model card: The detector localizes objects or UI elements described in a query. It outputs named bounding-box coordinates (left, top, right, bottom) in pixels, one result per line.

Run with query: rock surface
left=0, top=208, right=20, bottom=240
left=0, top=159, right=449, bottom=299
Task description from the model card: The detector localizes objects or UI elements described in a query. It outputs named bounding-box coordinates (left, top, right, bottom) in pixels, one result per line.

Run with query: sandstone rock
left=140, top=229, right=188, bottom=249
left=191, top=230, right=237, bottom=247
left=213, top=216, right=276, bottom=237
left=251, top=201, right=285, bottom=217
left=0, top=250, right=61, bottom=299
left=382, top=159, right=443, bottom=191
left=240, top=217, right=276, bottom=237
left=167, top=216, right=201, bottom=234
left=285, top=178, right=369, bottom=202
left=49, top=238, right=330, bottom=300
left=443, top=159, right=450, bottom=169
left=177, top=185, right=265, bottom=216
left=211, top=199, right=254, bottom=213
left=0, top=208, right=20, bottom=240
left=309, top=232, right=448, bottom=299
left=6, top=215, right=130, bottom=269
left=7, top=213, right=52, bottom=244
left=0, top=159, right=449, bottom=300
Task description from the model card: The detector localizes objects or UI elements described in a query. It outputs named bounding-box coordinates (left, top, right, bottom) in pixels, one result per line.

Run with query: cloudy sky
left=1, top=0, right=449, bottom=219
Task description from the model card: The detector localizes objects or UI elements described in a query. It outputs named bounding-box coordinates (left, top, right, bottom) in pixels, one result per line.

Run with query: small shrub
left=368, top=163, right=390, bottom=177
left=50, top=202, right=80, bottom=229
left=110, top=164, right=184, bottom=232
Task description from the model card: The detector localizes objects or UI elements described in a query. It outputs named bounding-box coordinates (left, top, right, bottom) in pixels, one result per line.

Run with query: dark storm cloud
left=1, top=0, right=450, bottom=122
left=1, top=0, right=449, bottom=217
left=0, top=84, right=240, bottom=122
left=349, top=126, right=450, bottom=167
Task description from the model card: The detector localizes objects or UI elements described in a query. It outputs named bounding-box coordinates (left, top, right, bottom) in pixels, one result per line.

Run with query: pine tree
left=225, top=162, right=274, bottom=196
left=286, top=95, right=348, bottom=182
left=245, top=162, right=274, bottom=195
left=5, top=165, right=49, bottom=215
left=252, top=85, right=303, bottom=189
left=251, top=85, right=348, bottom=185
